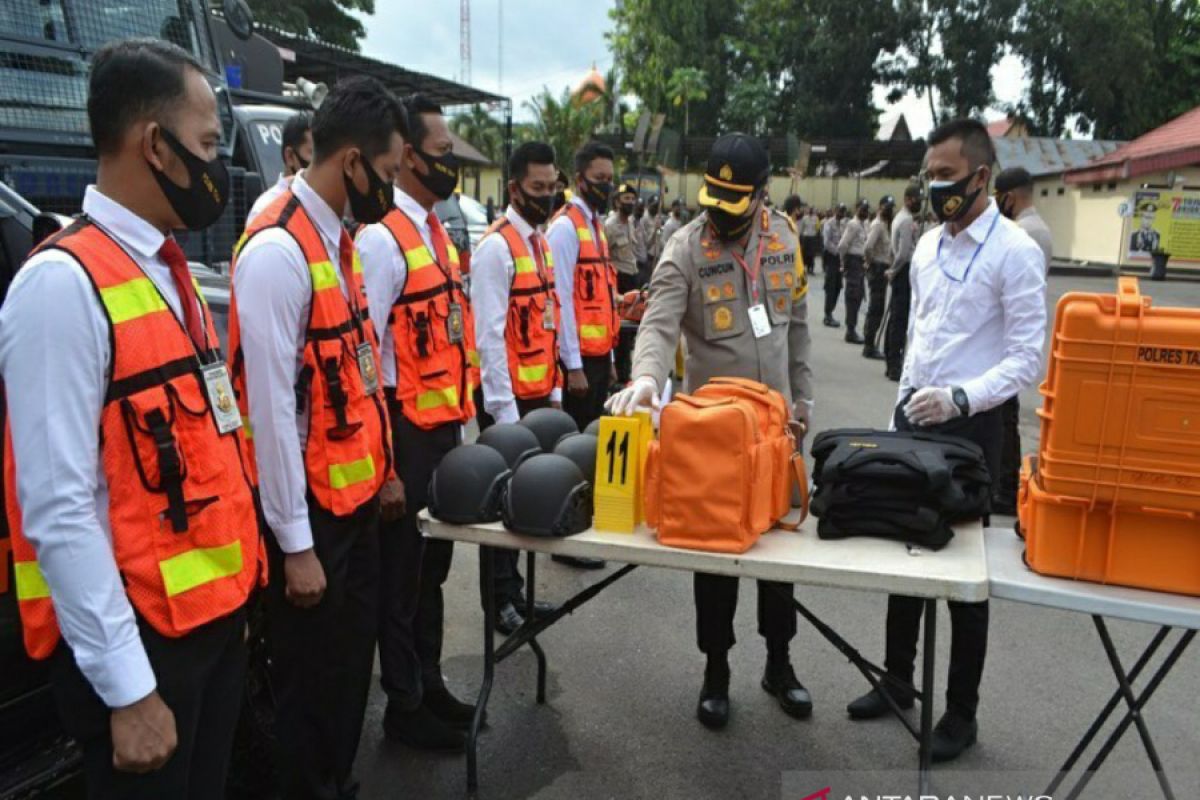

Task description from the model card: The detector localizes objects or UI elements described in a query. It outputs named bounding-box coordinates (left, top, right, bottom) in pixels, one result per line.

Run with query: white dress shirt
left=471, top=206, right=562, bottom=424
left=356, top=186, right=435, bottom=389
left=246, top=172, right=295, bottom=226
left=233, top=173, right=351, bottom=555
left=546, top=196, right=599, bottom=371
left=0, top=186, right=209, bottom=708
left=899, top=199, right=1047, bottom=416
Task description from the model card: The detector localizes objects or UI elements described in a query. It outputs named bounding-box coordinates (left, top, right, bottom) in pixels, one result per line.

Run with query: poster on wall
left=1125, top=190, right=1200, bottom=264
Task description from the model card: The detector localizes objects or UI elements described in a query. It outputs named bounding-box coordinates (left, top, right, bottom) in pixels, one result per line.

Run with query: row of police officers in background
left=0, top=35, right=1049, bottom=799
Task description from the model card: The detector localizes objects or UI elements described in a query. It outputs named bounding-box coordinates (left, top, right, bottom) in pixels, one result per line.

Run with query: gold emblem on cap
left=719, top=164, right=733, bottom=181
left=713, top=306, right=733, bottom=331
left=722, top=282, right=735, bottom=299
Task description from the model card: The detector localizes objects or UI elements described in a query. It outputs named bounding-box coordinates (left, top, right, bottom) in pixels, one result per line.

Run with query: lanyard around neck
left=936, top=210, right=999, bottom=283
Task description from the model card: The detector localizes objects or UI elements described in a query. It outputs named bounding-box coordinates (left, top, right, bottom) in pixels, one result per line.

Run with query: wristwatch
left=951, top=386, right=970, bottom=417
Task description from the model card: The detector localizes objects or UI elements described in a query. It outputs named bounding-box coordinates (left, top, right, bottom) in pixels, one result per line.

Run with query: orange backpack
left=644, top=378, right=808, bottom=554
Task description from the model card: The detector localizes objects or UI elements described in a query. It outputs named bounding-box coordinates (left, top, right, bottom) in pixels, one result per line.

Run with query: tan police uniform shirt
left=631, top=208, right=814, bottom=420
left=837, top=217, right=868, bottom=258
left=864, top=216, right=893, bottom=265
left=604, top=211, right=640, bottom=276
left=640, top=212, right=664, bottom=263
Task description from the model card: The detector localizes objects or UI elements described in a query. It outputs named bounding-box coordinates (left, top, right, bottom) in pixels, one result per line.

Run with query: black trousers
left=378, top=405, right=460, bottom=715
left=994, top=395, right=1021, bottom=512
left=694, top=573, right=797, bottom=655
left=562, top=353, right=611, bottom=432
left=475, top=390, right=551, bottom=608
left=842, top=254, right=866, bottom=332
left=50, top=606, right=247, bottom=800
left=885, top=403, right=1003, bottom=720
left=863, top=261, right=890, bottom=349
left=801, top=236, right=821, bottom=273
left=822, top=250, right=843, bottom=316
left=614, top=272, right=639, bottom=384
left=884, top=261, right=911, bottom=377
left=266, top=492, right=379, bottom=800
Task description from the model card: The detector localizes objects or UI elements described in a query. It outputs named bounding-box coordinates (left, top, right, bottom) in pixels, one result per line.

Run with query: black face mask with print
left=415, top=147, right=460, bottom=200
left=344, top=155, right=393, bottom=225
left=515, top=189, right=554, bottom=226
left=707, top=207, right=754, bottom=241
left=580, top=178, right=613, bottom=214
left=150, top=127, right=231, bottom=231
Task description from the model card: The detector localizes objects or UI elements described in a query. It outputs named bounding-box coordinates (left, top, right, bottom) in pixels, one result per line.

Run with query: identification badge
left=356, top=342, right=380, bottom=395
left=748, top=303, right=772, bottom=338
left=201, top=362, right=242, bottom=435
left=542, top=297, right=556, bottom=330
left=447, top=302, right=465, bottom=344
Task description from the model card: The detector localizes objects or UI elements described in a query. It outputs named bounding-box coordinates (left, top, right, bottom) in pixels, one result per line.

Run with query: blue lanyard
left=936, top=210, right=999, bottom=283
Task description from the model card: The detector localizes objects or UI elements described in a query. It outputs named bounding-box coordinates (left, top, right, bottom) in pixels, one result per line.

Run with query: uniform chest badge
left=706, top=285, right=721, bottom=302
left=766, top=233, right=787, bottom=252
left=713, top=306, right=733, bottom=331
left=722, top=281, right=736, bottom=299
left=769, top=272, right=782, bottom=289
left=774, top=295, right=788, bottom=313
left=783, top=271, right=794, bottom=287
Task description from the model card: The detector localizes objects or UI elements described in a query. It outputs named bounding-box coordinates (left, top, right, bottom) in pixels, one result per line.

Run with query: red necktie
left=158, top=238, right=205, bottom=351
left=426, top=211, right=452, bottom=275
left=530, top=234, right=546, bottom=276
left=337, top=230, right=358, bottom=299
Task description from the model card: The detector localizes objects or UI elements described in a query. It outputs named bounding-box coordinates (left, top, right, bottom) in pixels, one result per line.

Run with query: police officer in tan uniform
left=608, top=133, right=814, bottom=731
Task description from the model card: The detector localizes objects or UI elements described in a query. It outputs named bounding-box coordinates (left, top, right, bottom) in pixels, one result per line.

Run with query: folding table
left=422, top=512, right=988, bottom=795
left=986, top=530, right=1200, bottom=800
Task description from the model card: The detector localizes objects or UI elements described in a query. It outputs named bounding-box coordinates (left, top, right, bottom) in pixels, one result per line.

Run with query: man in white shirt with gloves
left=846, top=118, right=1047, bottom=764
left=470, top=140, right=564, bottom=633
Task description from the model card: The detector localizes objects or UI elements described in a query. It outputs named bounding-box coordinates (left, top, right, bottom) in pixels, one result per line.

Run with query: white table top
left=421, top=512, right=989, bottom=602
left=986, top=529, right=1200, bottom=629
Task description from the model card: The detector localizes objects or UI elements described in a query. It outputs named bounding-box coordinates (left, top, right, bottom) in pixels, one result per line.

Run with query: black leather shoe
left=551, top=555, right=606, bottom=569
left=494, top=602, right=525, bottom=635
left=823, top=315, right=841, bottom=328
left=844, top=330, right=865, bottom=345
left=383, top=703, right=465, bottom=752
left=761, top=663, right=813, bottom=719
left=513, top=598, right=559, bottom=619
left=697, top=681, right=730, bottom=730
left=424, top=684, right=481, bottom=729
left=885, top=371, right=901, bottom=382
left=846, top=683, right=915, bottom=720
left=931, top=711, right=978, bottom=762
left=862, top=347, right=885, bottom=360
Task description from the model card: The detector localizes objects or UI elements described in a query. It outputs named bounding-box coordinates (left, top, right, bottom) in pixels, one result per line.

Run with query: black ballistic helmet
left=477, top=423, right=542, bottom=469
left=502, top=454, right=592, bottom=537
left=554, top=433, right=598, bottom=484
left=428, top=444, right=511, bottom=524
left=584, top=418, right=602, bottom=436
left=519, top=407, right=579, bottom=452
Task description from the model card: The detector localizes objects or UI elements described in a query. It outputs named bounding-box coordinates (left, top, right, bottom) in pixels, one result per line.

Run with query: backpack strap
left=775, top=452, right=810, bottom=530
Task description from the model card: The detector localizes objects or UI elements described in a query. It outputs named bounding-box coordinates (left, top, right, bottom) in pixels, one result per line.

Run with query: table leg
left=918, top=598, right=937, bottom=795
left=1045, top=625, right=1170, bottom=796
left=468, top=545, right=498, bottom=794
left=1061, top=624, right=1195, bottom=800
left=526, top=550, right=548, bottom=704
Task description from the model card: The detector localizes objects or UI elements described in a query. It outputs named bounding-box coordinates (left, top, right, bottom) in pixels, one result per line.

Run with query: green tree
left=607, top=0, right=741, bottom=136
left=247, top=0, right=374, bottom=51
left=450, top=105, right=505, bottom=165
left=666, top=67, right=709, bottom=141
left=525, top=87, right=601, bottom=173
left=1010, top=0, right=1200, bottom=138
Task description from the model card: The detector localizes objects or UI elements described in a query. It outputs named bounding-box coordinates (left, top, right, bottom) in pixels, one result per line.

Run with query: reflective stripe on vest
left=231, top=191, right=391, bottom=517
left=560, top=204, right=619, bottom=356
left=485, top=218, right=560, bottom=399
left=3, top=221, right=264, bottom=659
left=379, top=208, right=477, bottom=429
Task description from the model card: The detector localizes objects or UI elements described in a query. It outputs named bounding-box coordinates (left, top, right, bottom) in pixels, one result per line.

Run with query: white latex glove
left=605, top=375, right=659, bottom=416
left=903, top=386, right=960, bottom=427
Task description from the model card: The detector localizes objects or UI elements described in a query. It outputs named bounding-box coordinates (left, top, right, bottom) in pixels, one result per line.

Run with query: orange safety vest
left=230, top=192, right=391, bottom=517
left=558, top=203, right=619, bottom=357
left=484, top=218, right=561, bottom=399
left=378, top=208, right=478, bottom=429
left=4, top=220, right=264, bottom=660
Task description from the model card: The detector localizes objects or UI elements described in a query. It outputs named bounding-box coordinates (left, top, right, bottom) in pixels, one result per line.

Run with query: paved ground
left=352, top=271, right=1200, bottom=799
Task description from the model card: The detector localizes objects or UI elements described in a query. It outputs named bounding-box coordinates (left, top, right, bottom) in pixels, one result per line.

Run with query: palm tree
left=450, top=105, right=504, bottom=165
left=524, top=87, right=601, bottom=173
left=667, top=67, right=709, bottom=205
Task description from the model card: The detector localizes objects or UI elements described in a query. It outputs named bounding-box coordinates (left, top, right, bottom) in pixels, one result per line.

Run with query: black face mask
left=514, top=189, right=554, bottom=227
left=929, top=169, right=983, bottom=223
left=293, top=151, right=310, bottom=171
left=415, top=147, right=460, bottom=200
left=344, top=154, right=393, bottom=225
left=580, top=178, right=613, bottom=213
left=618, top=202, right=635, bottom=216
left=552, top=190, right=567, bottom=213
left=996, top=192, right=1015, bottom=219
left=150, top=127, right=230, bottom=231
left=707, top=207, right=754, bottom=242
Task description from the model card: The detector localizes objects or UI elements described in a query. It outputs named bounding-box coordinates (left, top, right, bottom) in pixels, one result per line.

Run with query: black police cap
left=699, top=133, right=769, bottom=216
left=994, top=166, right=1034, bottom=193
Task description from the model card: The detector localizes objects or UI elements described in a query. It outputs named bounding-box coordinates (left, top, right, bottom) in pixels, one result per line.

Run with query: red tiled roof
left=986, top=119, right=1012, bottom=136
left=1065, top=105, right=1200, bottom=184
